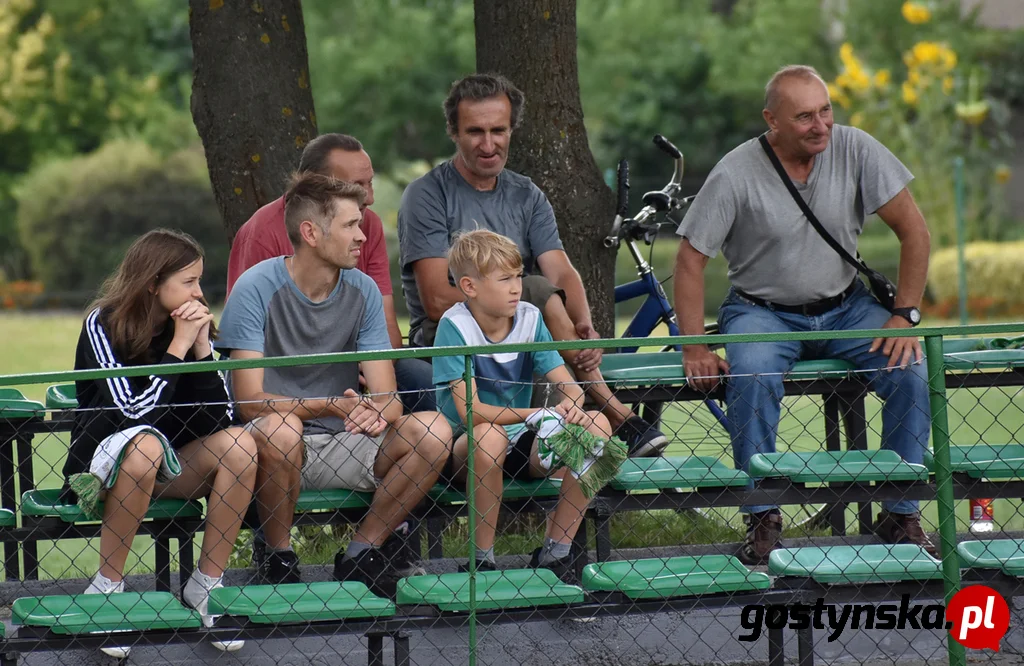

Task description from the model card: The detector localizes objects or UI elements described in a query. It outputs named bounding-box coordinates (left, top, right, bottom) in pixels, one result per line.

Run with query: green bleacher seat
left=958, top=539, right=1024, bottom=576
left=45, top=384, right=78, bottom=410
left=924, top=444, right=1024, bottom=479
left=768, top=544, right=942, bottom=584
left=748, top=450, right=929, bottom=483
left=0, top=508, right=15, bottom=527
left=610, top=456, right=749, bottom=491
left=428, top=478, right=562, bottom=505
left=295, top=489, right=373, bottom=512
left=0, top=388, right=44, bottom=420
left=599, top=352, right=854, bottom=386
left=13, top=592, right=201, bottom=634
left=209, top=582, right=395, bottom=624
left=396, top=569, right=584, bottom=612
left=943, top=350, right=1024, bottom=371
left=582, top=555, right=770, bottom=599
left=21, top=488, right=203, bottom=523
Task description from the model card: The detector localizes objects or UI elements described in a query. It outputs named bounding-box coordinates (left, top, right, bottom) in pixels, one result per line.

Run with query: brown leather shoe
left=737, top=510, right=783, bottom=565
left=873, top=510, right=939, bottom=558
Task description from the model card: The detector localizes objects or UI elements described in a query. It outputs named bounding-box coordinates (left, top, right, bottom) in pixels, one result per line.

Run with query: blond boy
left=432, top=230, right=612, bottom=582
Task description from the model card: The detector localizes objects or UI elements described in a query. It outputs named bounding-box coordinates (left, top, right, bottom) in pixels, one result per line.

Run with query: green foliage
left=14, top=139, right=228, bottom=299
left=304, top=0, right=475, bottom=167
left=0, top=0, right=194, bottom=277
left=823, top=4, right=1014, bottom=246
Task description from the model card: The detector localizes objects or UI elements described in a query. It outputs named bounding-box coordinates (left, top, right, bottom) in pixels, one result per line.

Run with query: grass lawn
left=2, top=311, right=1024, bottom=578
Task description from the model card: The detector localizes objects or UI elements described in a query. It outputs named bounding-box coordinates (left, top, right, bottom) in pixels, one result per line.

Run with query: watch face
left=910, top=308, right=921, bottom=324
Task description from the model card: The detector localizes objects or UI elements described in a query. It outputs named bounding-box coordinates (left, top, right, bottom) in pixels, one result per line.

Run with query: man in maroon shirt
left=227, top=134, right=435, bottom=415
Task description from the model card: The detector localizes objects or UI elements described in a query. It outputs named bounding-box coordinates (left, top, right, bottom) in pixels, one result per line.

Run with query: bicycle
left=604, top=135, right=832, bottom=530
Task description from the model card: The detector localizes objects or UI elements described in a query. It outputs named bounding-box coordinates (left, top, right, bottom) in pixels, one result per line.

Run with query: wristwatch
left=893, top=307, right=922, bottom=327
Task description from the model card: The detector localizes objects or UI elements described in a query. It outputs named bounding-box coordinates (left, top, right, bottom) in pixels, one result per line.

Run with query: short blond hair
left=447, top=229, right=523, bottom=280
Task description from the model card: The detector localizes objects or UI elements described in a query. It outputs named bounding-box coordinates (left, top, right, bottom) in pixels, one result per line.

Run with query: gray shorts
left=417, top=274, right=566, bottom=346
left=301, top=431, right=382, bottom=492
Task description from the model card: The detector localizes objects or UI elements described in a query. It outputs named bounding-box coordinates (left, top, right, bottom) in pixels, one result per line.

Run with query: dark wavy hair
left=443, top=73, right=525, bottom=136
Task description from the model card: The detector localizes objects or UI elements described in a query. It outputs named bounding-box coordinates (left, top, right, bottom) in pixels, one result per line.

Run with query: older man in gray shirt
left=399, top=73, right=669, bottom=457
left=674, top=65, right=934, bottom=564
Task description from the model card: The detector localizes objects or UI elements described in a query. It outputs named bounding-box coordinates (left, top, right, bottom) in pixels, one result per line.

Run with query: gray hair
left=443, top=73, right=525, bottom=135
left=764, top=65, right=825, bottom=111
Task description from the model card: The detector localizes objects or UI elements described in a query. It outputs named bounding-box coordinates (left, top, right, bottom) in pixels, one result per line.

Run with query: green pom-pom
left=541, top=425, right=627, bottom=499
left=69, top=473, right=103, bottom=521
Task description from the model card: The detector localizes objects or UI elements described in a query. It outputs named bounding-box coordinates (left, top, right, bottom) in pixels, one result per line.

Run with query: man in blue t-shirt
left=218, top=173, right=452, bottom=597
left=433, top=229, right=614, bottom=582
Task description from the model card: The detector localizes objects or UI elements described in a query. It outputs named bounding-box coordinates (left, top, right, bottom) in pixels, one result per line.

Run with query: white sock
left=184, top=568, right=222, bottom=610
left=85, top=571, right=123, bottom=595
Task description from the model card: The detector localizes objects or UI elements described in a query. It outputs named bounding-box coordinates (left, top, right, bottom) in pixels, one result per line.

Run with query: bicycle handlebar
left=604, top=134, right=686, bottom=247
left=616, top=159, right=630, bottom=216
left=653, top=134, right=682, bottom=159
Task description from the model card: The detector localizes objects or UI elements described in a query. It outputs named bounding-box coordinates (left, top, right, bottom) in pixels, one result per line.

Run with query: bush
left=928, top=242, right=1024, bottom=318
left=14, top=139, right=227, bottom=302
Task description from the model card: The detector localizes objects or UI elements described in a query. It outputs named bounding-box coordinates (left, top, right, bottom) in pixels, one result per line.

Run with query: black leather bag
left=758, top=134, right=897, bottom=312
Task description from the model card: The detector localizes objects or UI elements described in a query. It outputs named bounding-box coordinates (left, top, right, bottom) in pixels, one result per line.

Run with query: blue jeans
left=395, top=357, right=437, bottom=414
left=718, top=282, right=930, bottom=516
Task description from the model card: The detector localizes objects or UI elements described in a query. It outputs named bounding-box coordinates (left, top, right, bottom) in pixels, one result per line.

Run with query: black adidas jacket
left=63, top=308, right=233, bottom=479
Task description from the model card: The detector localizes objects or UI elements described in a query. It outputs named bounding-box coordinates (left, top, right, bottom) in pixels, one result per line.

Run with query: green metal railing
left=3, top=321, right=1024, bottom=665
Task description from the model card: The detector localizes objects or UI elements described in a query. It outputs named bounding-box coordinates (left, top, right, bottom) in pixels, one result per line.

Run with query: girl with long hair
left=65, top=228, right=256, bottom=655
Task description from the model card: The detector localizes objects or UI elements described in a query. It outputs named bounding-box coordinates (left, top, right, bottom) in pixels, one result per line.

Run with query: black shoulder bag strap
left=757, top=133, right=896, bottom=311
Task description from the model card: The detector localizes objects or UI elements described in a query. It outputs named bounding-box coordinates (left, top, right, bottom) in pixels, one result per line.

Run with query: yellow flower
left=849, top=112, right=864, bottom=128
left=955, top=101, right=989, bottom=125
left=940, top=47, right=957, bottom=72
left=912, top=41, right=942, bottom=66
left=901, top=1, right=932, bottom=24
left=840, top=43, right=856, bottom=69
left=942, top=76, right=954, bottom=95
left=874, top=69, right=891, bottom=88
left=994, top=165, right=1012, bottom=185
left=902, top=81, right=919, bottom=106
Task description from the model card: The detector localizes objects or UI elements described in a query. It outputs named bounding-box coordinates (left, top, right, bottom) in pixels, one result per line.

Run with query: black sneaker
left=457, top=559, right=497, bottom=574
left=258, top=549, right=301, bottom=585
left=380, top=520, right=426, bottom=578
left=528, top=547, right=579, bottom=586
left=615, top=416, right=670, bottom=458
left=333, top=548, right=399, bottom=598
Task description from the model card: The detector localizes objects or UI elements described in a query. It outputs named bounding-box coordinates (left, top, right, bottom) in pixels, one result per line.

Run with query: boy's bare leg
left=448, top=423, right=510, bottom=553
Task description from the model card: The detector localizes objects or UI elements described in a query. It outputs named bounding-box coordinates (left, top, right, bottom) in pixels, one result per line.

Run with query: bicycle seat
left=641, top=191, right=672, bottom=212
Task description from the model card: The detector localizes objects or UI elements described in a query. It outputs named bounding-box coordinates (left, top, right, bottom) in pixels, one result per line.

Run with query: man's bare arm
left=875, top=187, right=931, bottom=309
left=381, top=295, right=404, bottom=351
left=536, top=250, right=593, bottom=328
left=674, top=238, right=729, bottom=391
left=230, top=350, right=357, bottom=423
left=360, top=358, right=403, bottom=424
left=412, top=257, right=464, bottom=322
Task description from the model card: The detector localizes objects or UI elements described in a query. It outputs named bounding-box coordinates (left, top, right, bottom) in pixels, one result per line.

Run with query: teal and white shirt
left=432, top=301, right=564, bottom=436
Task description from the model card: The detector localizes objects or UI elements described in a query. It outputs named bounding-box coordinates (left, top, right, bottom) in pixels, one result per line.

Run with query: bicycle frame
left=616, top=238, right=678, bottom=354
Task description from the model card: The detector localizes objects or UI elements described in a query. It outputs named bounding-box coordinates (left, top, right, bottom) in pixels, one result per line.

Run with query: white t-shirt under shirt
left=676, top=124, right=913, bottom=305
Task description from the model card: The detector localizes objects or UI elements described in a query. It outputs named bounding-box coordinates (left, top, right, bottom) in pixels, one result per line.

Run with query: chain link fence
left=0, top=327, right=1022, bottom=664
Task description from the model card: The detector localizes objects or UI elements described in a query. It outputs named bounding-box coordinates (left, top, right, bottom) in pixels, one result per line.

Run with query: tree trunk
left=189, top=0, right=317, bottom=244
left=475, top=0, right=616, bottom=336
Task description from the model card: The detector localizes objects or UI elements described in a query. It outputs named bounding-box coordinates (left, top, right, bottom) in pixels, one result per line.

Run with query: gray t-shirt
left=676, top=124, right=913, bottom=305
left=217, top=257, right=391, bottom=435
left=398, top=160, right=564, bottom=334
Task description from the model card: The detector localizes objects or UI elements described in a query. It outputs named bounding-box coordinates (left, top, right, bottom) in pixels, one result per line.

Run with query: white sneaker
left=83, top=574, right=132, bottom=658
left=183, top=574, right=244, bottom=652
